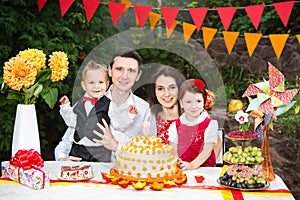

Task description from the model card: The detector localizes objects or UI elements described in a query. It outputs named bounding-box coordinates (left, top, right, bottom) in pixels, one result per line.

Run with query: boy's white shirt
left=167, top=112, right=218, bottom=144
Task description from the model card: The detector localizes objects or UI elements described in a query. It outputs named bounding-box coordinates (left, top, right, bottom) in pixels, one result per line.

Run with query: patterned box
left=1, top=161, right=50, bottom=190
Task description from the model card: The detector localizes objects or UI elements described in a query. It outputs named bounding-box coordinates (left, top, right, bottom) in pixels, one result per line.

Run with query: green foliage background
left=0, top=0, right=118, bottom=161
left=0, top=0, right=299, bottom=162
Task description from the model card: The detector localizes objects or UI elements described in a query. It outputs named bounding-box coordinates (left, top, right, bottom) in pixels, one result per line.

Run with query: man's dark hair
left=110, top=47, right=142, bottom=67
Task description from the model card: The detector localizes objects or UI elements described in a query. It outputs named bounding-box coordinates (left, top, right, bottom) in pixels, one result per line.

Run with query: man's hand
left=93, top=118, right=118, bottom=151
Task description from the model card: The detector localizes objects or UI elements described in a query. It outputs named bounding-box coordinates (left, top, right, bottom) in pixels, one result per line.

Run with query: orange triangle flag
left=149, top=12, right=161, bottom=31
left=166, top=20, right=178, bottom=38
left=223, top=31, right=240, bottom=54
left=273, top=1, right=295, bottom=27
left=161, top=7, right=180, bottom=29
left=296, top=35, right=300, bottom=43
left=216, top=7, right=236, bottom=31
left=269, top=34, right=289, bottom=59
left=244, top=33, right=262, bottom=57
left=38, top=0, right=47, bottom=11
left=108, top=2, right=126, bottom=26
left=188, top=7, right=208, bottom=31
left=183, top=22, right=196, bottom=44
left=134, top=5, right=153, bottom=28
left=202, top=27, right=217, bottom=49
left=83, top=0, right=100, bottom=22
left=59, top=0, right=74, bottom=17
left=121, top=0, right=132, bottom=16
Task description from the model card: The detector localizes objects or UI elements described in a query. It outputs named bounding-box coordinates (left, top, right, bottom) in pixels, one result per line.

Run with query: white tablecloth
left=0, top=161, right=295, bottom=200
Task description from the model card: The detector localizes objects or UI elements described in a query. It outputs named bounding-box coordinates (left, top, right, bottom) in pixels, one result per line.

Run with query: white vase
left=11, top=104, right=40, bottom=156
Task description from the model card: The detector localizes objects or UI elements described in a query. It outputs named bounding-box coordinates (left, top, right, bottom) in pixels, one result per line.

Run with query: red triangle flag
left=216, top=7, right=236, bottom=31
left=37, top=0, right=47, bottom=11
left=161, top=7, right=180, bottom=29
left=244, top=4, right=264, bottom=30
left=83, top=0, right=100, bottom=22
left=188, top=7, right=208, bottom=32
left=134, top=5, right=153, bottom=28
left=59, top=0, right=74, bottom=17
left=273, top=1, right=295, bottom=27
left=108, top=2, right=126, bottom=26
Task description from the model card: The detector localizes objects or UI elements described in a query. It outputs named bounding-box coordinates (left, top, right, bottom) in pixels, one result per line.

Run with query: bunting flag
left=121, top=0, right=132, bottom=16
left=296, top=35, right=300, bottom=43
left=269, top=34, right=289, bottom=59
left=223, top=31, right=240, bottom=54
left=149, top=12, right=161, bottom=31
left=244, top=4, right=265, bottom=30
left=183, top=22, right=196, bottom=44
left=37, top=0, right=47, bottom=11
left=202, top=27, right=217, bottom=49
left=166, top=20, right=178, bottom=38
left=273, top=1, right=295, bottom=27
left=107, top=2, right=126, bottom=26
left=83, top=0, right=100, bottom=22
left=216, top=7, right=236, bottom=31
left=59, top=0, right=74, bottom=17
left=188, top=7, right=208, bottom=32
left=134, top=5, right=153, bottom=28
left=161, top=7, right=180, bottom=29
left=244, top=33, right=262, bottom=56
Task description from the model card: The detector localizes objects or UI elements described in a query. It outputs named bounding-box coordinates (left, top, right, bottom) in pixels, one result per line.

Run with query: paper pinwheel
left=242, top=62, right=299, bottom=119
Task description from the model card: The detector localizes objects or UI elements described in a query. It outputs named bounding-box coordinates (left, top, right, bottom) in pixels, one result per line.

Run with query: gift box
left=1, top=149, right=50, bottom=190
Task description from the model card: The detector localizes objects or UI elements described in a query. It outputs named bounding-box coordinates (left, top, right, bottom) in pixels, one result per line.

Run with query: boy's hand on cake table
left=59, top=95, right=70, bottom=105
left=93, top=118, right=118, bottom=151
left=58, top=156, right=82, bottom=162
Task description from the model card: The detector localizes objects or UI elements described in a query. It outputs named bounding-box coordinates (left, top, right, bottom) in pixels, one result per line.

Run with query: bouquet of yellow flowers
left=1, top=48, right=69, bottom=109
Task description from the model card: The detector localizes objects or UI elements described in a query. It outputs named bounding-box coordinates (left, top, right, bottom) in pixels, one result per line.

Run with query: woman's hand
left=93, top=118, right=118, bottom=151
left=58, top=156, right=82, bottom=162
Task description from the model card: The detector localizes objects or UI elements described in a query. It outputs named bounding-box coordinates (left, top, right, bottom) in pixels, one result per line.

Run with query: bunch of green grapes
left=223, top=146, right=264, bottom=164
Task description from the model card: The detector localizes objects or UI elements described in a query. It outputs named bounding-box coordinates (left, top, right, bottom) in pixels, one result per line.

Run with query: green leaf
left=36, top=69, right=51, bottom=83
left=7, top=92, right=23, bottom=103
left=33, top=84, right=43, bottom=97
left=41, top=87, right=58, bottom=109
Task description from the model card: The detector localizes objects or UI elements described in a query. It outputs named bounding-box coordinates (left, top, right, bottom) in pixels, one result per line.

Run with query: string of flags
left=37, top=0, right=300, bottom=59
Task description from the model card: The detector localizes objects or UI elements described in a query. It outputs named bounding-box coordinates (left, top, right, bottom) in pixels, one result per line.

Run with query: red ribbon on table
left=9, top=149, right=44, bottom=170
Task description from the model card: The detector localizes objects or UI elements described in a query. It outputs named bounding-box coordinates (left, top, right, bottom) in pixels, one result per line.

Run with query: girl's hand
left=178, top=159, right=194, bottom=171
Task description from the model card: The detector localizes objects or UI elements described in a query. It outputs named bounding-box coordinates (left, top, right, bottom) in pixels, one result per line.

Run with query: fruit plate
left=225, top=135, right=258, bottom=142
left=217, top=179, right=270, bottom=191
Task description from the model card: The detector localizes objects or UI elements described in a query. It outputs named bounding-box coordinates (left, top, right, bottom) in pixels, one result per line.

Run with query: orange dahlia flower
left=3, top=57, right=37, bottom=91
left=48, top=51, right=69, bottom=82
left=17, top=48, right=46, bottom=72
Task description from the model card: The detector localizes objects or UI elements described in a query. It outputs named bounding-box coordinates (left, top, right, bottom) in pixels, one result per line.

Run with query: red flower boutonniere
left=128, top=105, right=138, bottom=114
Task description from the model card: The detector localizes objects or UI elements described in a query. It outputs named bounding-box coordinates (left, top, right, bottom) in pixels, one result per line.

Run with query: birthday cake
left=60, top=165, right=93, bottom=180
left=110, top=135, right=181, bottom=182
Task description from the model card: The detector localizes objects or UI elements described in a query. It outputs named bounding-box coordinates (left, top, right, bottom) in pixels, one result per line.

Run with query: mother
left=147, top=65, right=186, bottom=144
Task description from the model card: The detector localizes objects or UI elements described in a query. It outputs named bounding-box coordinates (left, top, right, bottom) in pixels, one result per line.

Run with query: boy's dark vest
left=69, top=95, right=111, bottom=162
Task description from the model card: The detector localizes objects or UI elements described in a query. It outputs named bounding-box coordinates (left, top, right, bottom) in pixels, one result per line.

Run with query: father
left=92, top=47, right=157, bottom=159
left=55, top=47, right=157, bottom=161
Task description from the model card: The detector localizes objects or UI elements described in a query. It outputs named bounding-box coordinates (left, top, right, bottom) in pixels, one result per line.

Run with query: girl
left=167, top=79, right=218, bottom=170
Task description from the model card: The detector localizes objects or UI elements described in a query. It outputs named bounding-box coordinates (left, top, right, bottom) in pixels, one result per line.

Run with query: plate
left=57, top=174, right=94, bottom=182
left=225, top=135, right=258, bottom=142
left=217, top=178, right=270, bottom=191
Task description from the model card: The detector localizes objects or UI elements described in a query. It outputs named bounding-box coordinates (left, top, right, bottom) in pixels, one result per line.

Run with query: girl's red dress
left=175, top=117, right=216, bottom=167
